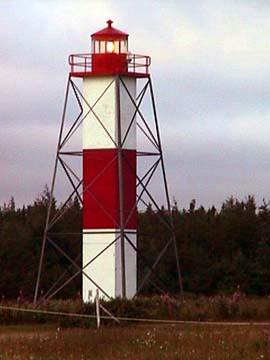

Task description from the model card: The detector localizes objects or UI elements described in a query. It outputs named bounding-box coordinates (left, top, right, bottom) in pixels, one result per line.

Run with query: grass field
left=0, top=323, right=269, bottom=360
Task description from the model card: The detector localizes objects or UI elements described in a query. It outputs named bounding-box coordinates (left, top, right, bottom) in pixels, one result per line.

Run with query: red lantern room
left=69, top=20, right=150, bottom=77
left=91, top=20, right=128, bottom=52
left=91, top=20, right=129, bottom=74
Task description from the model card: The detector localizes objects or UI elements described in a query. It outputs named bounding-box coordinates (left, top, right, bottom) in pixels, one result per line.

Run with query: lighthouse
left=34, top=20, right=182, bottom=305
left=69, top=20, right=150, bottom=301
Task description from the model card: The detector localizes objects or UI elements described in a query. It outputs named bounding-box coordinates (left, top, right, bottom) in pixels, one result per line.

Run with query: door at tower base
left=82, top=230, right=137, bottom=302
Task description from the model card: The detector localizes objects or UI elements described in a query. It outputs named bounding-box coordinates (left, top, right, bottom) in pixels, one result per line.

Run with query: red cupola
left=69, top=20, right=150, bottom=77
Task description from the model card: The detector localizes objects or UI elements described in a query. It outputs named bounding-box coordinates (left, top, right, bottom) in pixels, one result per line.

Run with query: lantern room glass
left=92, top=39, right=128, bottom=54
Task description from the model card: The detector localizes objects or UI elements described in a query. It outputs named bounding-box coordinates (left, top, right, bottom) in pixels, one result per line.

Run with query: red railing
left=127, top=54, right=151, bottom=74
left=69, top=53, right=92, bottom=73
left=68, top=53, right=151, bottom=75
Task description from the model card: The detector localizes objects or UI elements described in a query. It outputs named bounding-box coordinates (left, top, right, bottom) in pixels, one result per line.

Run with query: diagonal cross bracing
left=34, top=73, right=183, bottom=304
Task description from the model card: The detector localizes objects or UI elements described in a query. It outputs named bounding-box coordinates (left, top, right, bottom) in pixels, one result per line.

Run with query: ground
left=0, top=323, right=269, bottom=359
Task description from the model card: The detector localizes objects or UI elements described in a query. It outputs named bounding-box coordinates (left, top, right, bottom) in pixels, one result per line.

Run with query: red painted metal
left=83, top=148, right=137, bottom=229
left=69, top=53, right=150, bottom=77
left=91, top=20, right=128, bottom=40
left=92, top=53, right=128, bottom=74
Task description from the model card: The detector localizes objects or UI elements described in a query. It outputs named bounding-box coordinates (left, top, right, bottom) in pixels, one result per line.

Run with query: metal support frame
left=116, top=76, right=127, bottom=298
left=34, top=73, right=183, bottom=304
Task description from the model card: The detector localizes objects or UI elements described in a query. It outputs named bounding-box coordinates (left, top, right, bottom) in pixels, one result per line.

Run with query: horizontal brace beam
left=59, top=151, right=83, bottom=156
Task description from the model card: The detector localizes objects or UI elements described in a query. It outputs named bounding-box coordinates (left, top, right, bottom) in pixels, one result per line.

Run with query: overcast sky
left=1, top=0, right=270, bottom=210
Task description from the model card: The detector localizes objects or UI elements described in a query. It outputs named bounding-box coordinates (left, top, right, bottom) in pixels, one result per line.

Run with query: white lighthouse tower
left=34, top=20, right=182, bottom=305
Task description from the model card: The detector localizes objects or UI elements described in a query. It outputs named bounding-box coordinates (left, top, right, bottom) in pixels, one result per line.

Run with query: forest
left=0, top=188, right=270, bottom=300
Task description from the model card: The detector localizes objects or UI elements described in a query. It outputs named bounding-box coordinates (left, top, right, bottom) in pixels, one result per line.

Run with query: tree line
left=0, top=188, right=270, bottom=300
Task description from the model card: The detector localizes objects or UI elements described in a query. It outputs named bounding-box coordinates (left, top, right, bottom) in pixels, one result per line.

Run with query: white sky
left=1, top=0, right=270, bottom=209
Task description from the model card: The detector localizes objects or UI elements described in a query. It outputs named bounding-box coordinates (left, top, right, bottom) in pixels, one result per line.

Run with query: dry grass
left=0, top=323, right=269, bottom=359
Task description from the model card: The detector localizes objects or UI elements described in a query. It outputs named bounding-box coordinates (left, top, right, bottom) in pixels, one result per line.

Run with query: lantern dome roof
left=91, top=20, right=129, bottom=40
